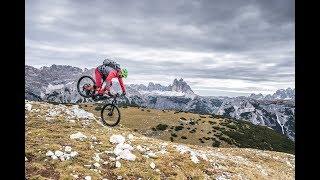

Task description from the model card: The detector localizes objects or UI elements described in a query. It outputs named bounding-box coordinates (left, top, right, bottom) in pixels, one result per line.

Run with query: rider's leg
left=98, top=86, right=106, bottom=95
left=97, top=75, right=112, bottom=95
left=104, top=73, right=114, bottom=93
left=101, top=81, right=112, bottom=95
left=95, top=68, right=103, bottom=94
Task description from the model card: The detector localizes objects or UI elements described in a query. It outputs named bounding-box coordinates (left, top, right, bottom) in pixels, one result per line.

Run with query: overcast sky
left=26, top=0, right=295, bottom=97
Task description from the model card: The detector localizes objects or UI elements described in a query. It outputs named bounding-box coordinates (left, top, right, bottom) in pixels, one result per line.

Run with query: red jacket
left=95, top=67, right=126, bottom=93
left=105, top=69, right=126, bottom=92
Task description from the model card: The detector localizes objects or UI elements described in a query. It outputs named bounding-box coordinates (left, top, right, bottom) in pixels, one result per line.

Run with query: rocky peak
left=249, top=88, right=295, bottom=100
left=249, top=93, right=264, bottom=100
left=40, top=64, right=83, bottom=74
left=273, top=88, right=295, bottom=100
left=169, top=78, right=194, bottom=94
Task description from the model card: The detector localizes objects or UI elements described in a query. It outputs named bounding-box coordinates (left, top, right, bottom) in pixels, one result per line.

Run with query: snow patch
left=25, top=103, right=32, bottom=111
left=114, top=144, right=136, bottom=161
left=136, top=145, right=146, bottom=153
left=46, top=83, right=65, bottom=93
left=93, top=153, right=101, bottom=162
left=93, top=162, right=100, bottom=168
left=46, top=150, right=54, bottom=157
left=150, top=162, right=156, bottom=169
left=257, top=165, right=268, bottom=176
left=146, top=151, right=158, bottom=158
left=64, top=146, right=72, bottom=153
left=127, top=134, right=134, bottom=140
left=69, top=105, right=95, bottom=119
left=216, top=172, right=231, bottom=180
left=54, top=150, right=64, bottom=157
left=116, top=161, right=121, bottom=168
left=140, top=90, right=187, bottom=97
left=70, top=151, right=78, bottom=157
left=109, top=134, right=136, bottom=161
left=70, top=132, right=87, bottom=141
left=174, top=144, right=207, bottom=163
left=109, top=135, right=126, bottom=144
left=44, top=103, right=95, bottom=120
left=46, top=148, right=78, bottom=161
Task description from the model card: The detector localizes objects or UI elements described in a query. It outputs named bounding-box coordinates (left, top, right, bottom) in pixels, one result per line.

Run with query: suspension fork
left=111, top=98, right=117, bottom=110
left=109, top=97, right=117, bottom=114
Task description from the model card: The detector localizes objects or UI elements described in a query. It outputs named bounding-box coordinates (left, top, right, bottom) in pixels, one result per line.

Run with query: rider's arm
left=118, top=76, right=126, bottom=93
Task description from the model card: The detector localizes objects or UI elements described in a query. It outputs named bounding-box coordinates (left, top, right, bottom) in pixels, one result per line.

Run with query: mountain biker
left=93, top=58, right=128, bottom=97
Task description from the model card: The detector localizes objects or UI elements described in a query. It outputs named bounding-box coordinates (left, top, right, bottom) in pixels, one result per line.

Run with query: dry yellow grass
left=25, top=101, right=295, bottom=179
left=80, top=104, right=236, bottom=148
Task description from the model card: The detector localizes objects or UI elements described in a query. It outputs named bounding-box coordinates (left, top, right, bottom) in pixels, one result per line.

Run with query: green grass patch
left=155, top=124, right=168, bottom=131
left=174, top=126, right=184, bottom=131
left=223, top=121, right=295, bottom=154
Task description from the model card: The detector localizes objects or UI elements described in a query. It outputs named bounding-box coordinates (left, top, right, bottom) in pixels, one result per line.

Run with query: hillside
left=81, top=103, right=294, bottom=154
left=25, top=100, right=295, bottom=179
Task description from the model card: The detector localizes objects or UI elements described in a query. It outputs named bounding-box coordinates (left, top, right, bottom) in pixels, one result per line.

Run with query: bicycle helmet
left=114, top=63, right=121, bottom=70
left=120, top=68, right=128, bottom=78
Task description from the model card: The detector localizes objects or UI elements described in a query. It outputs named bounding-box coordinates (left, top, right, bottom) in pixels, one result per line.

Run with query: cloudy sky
left=26, top=0, right=295, bottom=97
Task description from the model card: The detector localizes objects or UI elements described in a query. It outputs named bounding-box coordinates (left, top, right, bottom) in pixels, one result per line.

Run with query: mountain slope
left=25, top=100, right=295, bottom=179
left=131, top=95, right=295, bottom=141
left=82, top=102, right=294, bottom=154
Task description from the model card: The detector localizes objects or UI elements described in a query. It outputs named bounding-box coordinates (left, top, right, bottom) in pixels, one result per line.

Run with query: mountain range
left=249, top=88, right=295, bottom=101
left=25, top=64, right=295, bottom=141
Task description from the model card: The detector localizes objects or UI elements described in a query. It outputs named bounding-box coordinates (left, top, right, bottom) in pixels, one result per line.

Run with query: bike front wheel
left=101, top=104, right=121, bottom=126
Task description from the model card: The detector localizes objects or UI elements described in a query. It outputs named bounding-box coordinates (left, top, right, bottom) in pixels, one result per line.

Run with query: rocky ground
left=25, top=100, right=295, bottom=179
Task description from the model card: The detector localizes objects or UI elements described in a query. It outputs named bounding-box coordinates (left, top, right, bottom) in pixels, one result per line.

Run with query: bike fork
left=108, top=106, right=115, bottom=116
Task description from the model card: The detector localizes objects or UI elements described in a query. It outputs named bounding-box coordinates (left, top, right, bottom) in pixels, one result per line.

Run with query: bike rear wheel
left=77, top=76, right=96, bottom=98
left=101, top=104, right=121, bottom=126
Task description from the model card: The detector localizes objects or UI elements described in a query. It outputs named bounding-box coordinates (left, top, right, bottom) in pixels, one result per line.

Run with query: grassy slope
left=25, top=101, right=295, bottom=179
left=81, top=104, right=294, bottom=154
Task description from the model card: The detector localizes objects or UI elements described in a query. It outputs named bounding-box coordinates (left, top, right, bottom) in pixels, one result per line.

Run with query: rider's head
left=119, top=68, right=128, bottom=78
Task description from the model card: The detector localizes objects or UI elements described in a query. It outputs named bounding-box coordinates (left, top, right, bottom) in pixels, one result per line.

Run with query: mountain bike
left=77, top=75, right=123, bottom=126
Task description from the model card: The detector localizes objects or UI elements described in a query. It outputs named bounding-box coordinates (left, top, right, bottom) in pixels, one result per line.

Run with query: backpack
left=104, top=59, right=120, bottom=70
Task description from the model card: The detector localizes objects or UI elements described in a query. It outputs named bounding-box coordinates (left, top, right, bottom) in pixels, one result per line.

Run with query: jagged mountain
left=128, top=78, right=195, bottom=96
left=25, top=65, right=194, bottom=102
left=169, top=78, right=194, bottom=94
left=128, top=82, right=169, bottom=91
left=213, top=97, right=295, bottom=141
left=249, top=93, right=264, bottom=100
left=25, top=64, right=295, bottom=141
left=25, top=65, right=94, bottom=103
left=249, top=88, right=295, bottom=100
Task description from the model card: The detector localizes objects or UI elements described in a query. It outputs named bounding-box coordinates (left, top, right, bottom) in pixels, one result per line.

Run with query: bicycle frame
left=111, top=95, right=118, bottom=104
left=102, top=94, right=120, bottom=118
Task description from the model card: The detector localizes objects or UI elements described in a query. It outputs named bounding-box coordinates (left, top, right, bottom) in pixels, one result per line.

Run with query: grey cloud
left=26, top=0, right=294, bottom=96
left=26, top=0, right=294, bottom=53
left=117, top=57, right=293, bottom=83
